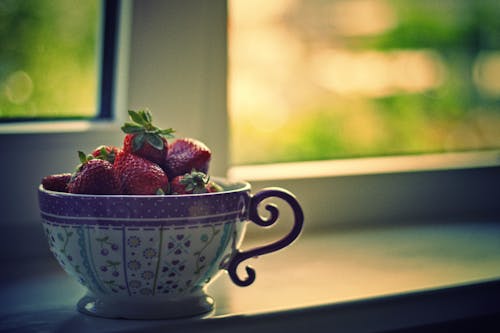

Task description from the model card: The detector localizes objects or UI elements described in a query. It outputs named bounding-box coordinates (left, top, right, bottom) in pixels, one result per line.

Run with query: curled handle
left=226, top=188, right=304, bottom=287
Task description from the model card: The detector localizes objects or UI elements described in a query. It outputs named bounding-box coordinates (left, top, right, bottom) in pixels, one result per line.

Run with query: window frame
left=98, top=0, right=122, bottom=120
left=0, top=0, right=121, bottom=123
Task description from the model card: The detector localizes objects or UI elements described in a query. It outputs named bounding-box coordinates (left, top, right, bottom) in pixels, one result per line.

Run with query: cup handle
left=226, top=187, right=304, bottom=287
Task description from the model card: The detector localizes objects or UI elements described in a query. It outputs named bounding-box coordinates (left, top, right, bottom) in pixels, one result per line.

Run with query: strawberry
left=170, top=170, right=209, bottom=195
left=68, top=152, right=120, bottom=195
left=91, top=145, right=121, bottom=164
left=114, top=151, right=169, bottom=195
left=170, top=170, right=222, bottom=195
left=163, top=138, right=211, bottom=179
left=42, top=173, right=72, bottom=192
left=121, top=109, right=174, bottom=165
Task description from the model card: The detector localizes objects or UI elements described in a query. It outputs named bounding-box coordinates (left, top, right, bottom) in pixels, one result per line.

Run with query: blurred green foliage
left=231, top=0, right=500, bottom=165
left=0, top=0, right=99, bottom=119
left=373, top=0, right=500, bottom=51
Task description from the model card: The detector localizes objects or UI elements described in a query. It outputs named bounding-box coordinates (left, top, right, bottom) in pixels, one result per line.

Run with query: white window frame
left=0, top=0, right=499, bottom=260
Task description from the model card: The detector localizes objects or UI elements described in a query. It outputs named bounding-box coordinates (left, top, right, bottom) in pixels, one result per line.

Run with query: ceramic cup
left=38, top=178, right=303, bottom=319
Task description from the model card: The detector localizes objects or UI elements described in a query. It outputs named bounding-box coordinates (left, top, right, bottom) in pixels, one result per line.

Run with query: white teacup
left=38, top=178, right=303, bottom=319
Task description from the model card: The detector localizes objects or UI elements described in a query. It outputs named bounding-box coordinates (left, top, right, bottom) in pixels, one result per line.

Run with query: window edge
left=228, top=150, right=500, bottom=181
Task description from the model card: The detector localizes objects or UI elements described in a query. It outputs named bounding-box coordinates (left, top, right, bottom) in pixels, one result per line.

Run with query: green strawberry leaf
left=121, top=122, right=145, bottom=134
left=78, top=151, right=87, bottom=164
left=142, top=109, right=153, bottom=123
left=100, top=147, right=107, bottom=156
left=124, top=109, right=176, bottom=141
left=145, top=133, right=164, bottom=150
left=132, top=132, right=146, bottom=152
left=185, top=183, right=194, bottom=191
left=193, top=187, right=208, bottom=194
left=128, top=110, right=147, bottom=125
left=159, top=128, right=175, bottom=138
left=179, top=170, right=209, bottom=193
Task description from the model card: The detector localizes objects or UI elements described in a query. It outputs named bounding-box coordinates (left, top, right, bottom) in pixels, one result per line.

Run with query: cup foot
left=77, top=292, right=215, bottom=319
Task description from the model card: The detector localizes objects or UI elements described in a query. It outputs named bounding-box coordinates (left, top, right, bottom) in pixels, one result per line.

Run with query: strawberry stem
left=121, top=109, right=175, bottom=152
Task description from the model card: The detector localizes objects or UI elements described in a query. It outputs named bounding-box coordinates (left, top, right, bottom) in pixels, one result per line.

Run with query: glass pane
left=0, top=0, right=99, bottom=120
left=228, top=0, right=500, bottom=165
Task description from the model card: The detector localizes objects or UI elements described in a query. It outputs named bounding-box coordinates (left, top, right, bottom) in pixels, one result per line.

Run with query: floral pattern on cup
left=42, top=219, right=242, bottom=298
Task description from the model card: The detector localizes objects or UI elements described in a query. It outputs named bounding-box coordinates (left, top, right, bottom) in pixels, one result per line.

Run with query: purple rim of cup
left=38, top=179, right=251, bottom=227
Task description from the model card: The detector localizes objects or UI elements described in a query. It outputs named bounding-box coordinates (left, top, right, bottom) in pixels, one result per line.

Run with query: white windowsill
left=229, top=150, right=500, bottom=181
left=0, top=119, right=121, bottom=135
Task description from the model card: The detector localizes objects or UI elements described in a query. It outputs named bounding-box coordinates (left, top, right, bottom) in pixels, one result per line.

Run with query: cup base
left=77, top=292, right=215, bottom=319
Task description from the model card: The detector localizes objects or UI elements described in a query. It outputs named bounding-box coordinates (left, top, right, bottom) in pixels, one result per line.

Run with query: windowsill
left=228, top=150, right=500, bottom=181
left=2, top=220, right=500, bottom=332
left=0, top=119, right=121, bottom=135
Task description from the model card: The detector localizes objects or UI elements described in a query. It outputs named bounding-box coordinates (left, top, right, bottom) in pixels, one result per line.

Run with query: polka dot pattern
left=38, top=183, right=251, bottom=227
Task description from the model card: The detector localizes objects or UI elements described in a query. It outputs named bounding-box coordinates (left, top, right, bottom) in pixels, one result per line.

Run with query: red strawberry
left=68, top=152, right=120, bottom=195
left=121, top=109, right=174, bottom=165
left=123, top=134, right=168, bottom=165
left=170, top=170, right=210, bottom=195
left=163, top=138, right=211, bottom=179
left=42, top=173, right=72, bottom=192
left=114, top=151, right=169, bottom=195
left=170, top=171, right=222, bottom=195
left=91, top=145, right=121, bottom=164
